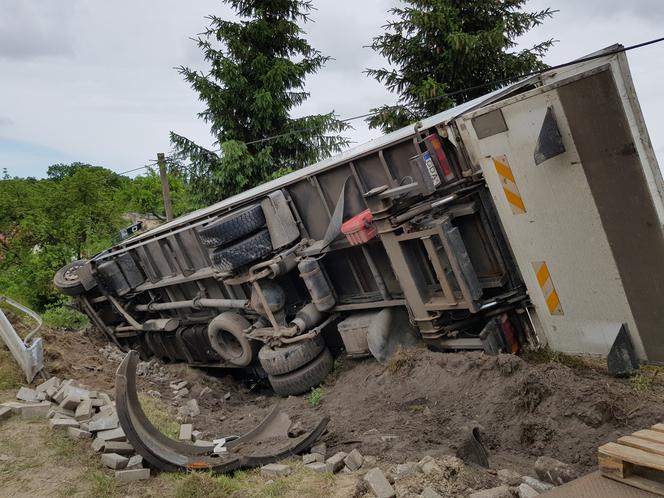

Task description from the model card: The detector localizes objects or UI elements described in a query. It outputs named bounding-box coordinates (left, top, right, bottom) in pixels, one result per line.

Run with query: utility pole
left=157, top=153, right=174, bottom=222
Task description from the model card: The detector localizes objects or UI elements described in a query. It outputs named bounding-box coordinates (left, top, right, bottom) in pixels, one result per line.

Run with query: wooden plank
left=599, top=442, right=664, bottom=472
left=602, top=473, right=664, bottom=496
left=599, top=450, right=633, bottom=479
left=651, top=424, right=664, bottom=434
left=633, top=430, right=664, bottom=446
left=619, top=436, right=664, bottom=458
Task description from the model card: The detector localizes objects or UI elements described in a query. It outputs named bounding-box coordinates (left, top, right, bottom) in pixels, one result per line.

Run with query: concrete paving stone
left=521, top=477, right=554, bottom=493
left=363, top=468, right=396, bottom=498
left=178, top=423, right=193, bottom=441
left=36, top=392, right=47, bottom=401
left=20, top=402, right=52, bottom=419
left=517, top=483, right=540, bottom=498
left=468, top=485, right=513, bottom=498
left=126, top=455, right=143, bottom=470
left=91, top=438, right=106, bottom=453
left=310, top=442, right=326, bottom=458
left=104, top=441, right=134, bottom=455
left=193, top=440, right=213, bottom=447
left=191, top=430, right=202, bottom=441
left=261, top=463, right=291, bottom=478
left=421, top=488, right=442, bottom=498
left=99, top=393, right=112, bottom=405
left=395, top=462, right=421, bottom=479
left=199, top=387, right=212, bottom=398
left=90, top=398, right=104, bottom=408
left=326, top=452, right=348, bottom=474
left=45, top=386, right=58, bottom=401
left=0, top=406, right=12, bottom=420
left=68, top=427, right=92, bottom=439
left=75, top=399, right=93, bottom=421
left=115, top=468, right=150, bottom=482
left=0, top=402, right=26, bottom=414
left=52, top=380, right=73, bottom=403
left=59, top=394, right=82, bottom=411
left=36, top=376, right=60, bottom=393
left=65, top=385, right=91, bottom=400
left=305, top=462, right=328, bottom=473
left=88, top=413, right=119, bottom=432
left=344, top=449, right=364, bottom=471
left=49, top=418, right=80, bottom=430
left=88, top=391, right=98, bottom=399
left=16, top=387, right=38, bottom=402
left=174, top=388, right=189, bottom=398
left=303, top=453, right=324, bottom=465
left=178, top=399, right=200, bottom=419
left=96, top=427, right=125, bottom=442
left=102, top=453, right=129, bottom=470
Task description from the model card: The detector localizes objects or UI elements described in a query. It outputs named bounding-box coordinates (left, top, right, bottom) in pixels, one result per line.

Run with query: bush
left=42, top=304, right=89, bottom=330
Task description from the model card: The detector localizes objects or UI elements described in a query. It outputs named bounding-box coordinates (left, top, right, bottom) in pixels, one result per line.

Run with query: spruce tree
left=171, top=0, right=349, bottom=204
left=367, top=0, right=555, bottom=132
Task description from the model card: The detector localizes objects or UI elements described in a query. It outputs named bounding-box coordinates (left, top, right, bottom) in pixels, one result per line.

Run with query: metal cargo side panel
left=458, top=63, right=664, bottom=361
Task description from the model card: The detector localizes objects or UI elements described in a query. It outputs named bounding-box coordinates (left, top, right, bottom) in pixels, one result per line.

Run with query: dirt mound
left=194, top=346, right=664, bottom=477
left=16, top=318, right=664, bottom=478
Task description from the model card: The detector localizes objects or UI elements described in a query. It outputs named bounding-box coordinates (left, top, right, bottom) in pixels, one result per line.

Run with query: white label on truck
left=423, top=151, right=441, bottom=187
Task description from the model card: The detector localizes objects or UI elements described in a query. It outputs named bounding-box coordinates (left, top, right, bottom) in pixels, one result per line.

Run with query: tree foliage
left=171, top=0, right=350, bottom=205
left=0, top=163, right=192, bottom=310
left=367, top=0, right=555, bottom=132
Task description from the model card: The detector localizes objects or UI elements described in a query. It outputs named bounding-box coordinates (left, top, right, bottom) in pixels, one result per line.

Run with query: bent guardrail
left=0, top=296, right=43, bottom=382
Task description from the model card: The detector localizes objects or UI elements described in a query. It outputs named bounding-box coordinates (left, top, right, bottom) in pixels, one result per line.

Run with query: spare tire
left=207, top=312, right=254, bottom=367
left=259, top=334, right=326, bottom=376
left=54, top=260, right=87, bottom=296
left=198, top=205, right=265, bottom=248
left=210, top=229, right=273, bottom=272
left=268, top=348, right=334, bottom=396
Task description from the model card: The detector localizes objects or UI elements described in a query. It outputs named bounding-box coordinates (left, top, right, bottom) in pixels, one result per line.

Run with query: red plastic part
left=498, top=313, right=520, bottom=354
left=341, top=209, right=378, bottom=246
left=425, top=134, right=455, bottom=182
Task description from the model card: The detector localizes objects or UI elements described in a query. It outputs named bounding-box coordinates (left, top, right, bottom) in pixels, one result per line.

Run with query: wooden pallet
left=599, top=423, right=664, bottom=496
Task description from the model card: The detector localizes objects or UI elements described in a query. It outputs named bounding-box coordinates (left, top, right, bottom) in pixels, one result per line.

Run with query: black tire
left=268, top=348, right=333, bottom=396
left=210, top=229, right=273, bottom=272
left=207, top=312, right=254, bottom=367
left=198, top=205, right=265, bottom=248
left=54, top=260, right=87, bottom=296
left=259, top=334, right=326, bottom=376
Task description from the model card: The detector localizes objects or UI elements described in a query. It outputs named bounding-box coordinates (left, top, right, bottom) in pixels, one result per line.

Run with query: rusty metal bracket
left=115, top=350, right=329, bottom=473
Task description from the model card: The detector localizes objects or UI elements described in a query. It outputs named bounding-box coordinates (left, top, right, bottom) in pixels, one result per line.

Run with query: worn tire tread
left=258, top=335, right=326, bottom=376
left=268, top=348, right=333, bottom=396
left=210, top=229, right=273, bottom=272
left=198, top=205, right=265, bottom=248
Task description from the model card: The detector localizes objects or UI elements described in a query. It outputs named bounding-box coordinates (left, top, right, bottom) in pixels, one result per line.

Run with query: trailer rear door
left=457, top=52, right=664, bottom=362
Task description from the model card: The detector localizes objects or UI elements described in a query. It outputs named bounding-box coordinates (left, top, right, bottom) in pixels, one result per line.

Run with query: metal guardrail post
left=0, top=296, right=44, bottom=382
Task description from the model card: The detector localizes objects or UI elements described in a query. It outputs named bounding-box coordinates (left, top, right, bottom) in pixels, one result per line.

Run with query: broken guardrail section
left=115, top=350, right=329, bottom=473
left=0, top=295, right=43, bottom=382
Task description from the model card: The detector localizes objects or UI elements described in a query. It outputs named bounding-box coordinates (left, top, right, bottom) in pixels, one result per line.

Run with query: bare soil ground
left=3, top=315, right=664, bottom=497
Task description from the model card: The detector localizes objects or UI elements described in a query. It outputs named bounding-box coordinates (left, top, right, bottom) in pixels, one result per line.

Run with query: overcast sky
left=0, top=0, right=662, bottom=178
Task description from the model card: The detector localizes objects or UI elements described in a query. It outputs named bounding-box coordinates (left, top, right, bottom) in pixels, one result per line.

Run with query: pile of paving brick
left=257, top=444, right=574, bottom=498
left=0, top=377, right=150, bottom=482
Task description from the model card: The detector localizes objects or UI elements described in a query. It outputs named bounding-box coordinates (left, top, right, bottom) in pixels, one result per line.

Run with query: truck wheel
left=207, top=312, right=254, bottom=367
left=54, top=260, right=87, bottom=296
left=198, top=205, right=265, bottom=248
left=268, top=348, right=333, bottom=396
left=210, top=229, right=273, bottom=272
left=258, top=334, right=326, bottom=376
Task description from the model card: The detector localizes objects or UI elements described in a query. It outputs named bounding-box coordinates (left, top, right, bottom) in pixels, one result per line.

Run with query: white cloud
left=0, top=0, right=661, bottom=178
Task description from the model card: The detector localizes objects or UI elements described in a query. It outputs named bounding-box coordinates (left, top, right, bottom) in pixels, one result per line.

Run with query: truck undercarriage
left=55, top=47, right=664, bottom=394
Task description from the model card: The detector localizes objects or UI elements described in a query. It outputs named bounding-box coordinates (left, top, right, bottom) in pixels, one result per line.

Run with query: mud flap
left=115, top=350, right=329, bottom=473
left=607, top=324, right=640, bottom=377
left=367, top=308, right=419, bottom=363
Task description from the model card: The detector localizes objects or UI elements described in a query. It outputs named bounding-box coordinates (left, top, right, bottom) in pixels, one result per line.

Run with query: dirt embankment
left=24, top=324, right=664, bottom=478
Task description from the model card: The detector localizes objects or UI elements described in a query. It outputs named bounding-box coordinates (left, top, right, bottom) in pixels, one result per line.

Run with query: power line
left=120, top=35, right=664, bottom=173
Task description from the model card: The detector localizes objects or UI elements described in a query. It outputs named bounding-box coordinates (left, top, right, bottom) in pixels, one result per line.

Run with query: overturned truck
left=56, top=47, right=664, bottom=394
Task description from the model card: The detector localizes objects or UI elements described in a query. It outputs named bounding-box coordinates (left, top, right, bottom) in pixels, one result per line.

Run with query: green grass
left=139, top=394, right=181, bottom=439
left=522, top=346, right=607, bottom=372
left=0, top=348, right=25, bottom=390
left=306, top=387, right=323, bottom=408
left=42, top=304, right=89, bottom=330
left=171, top=471, right=248, bottom=498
